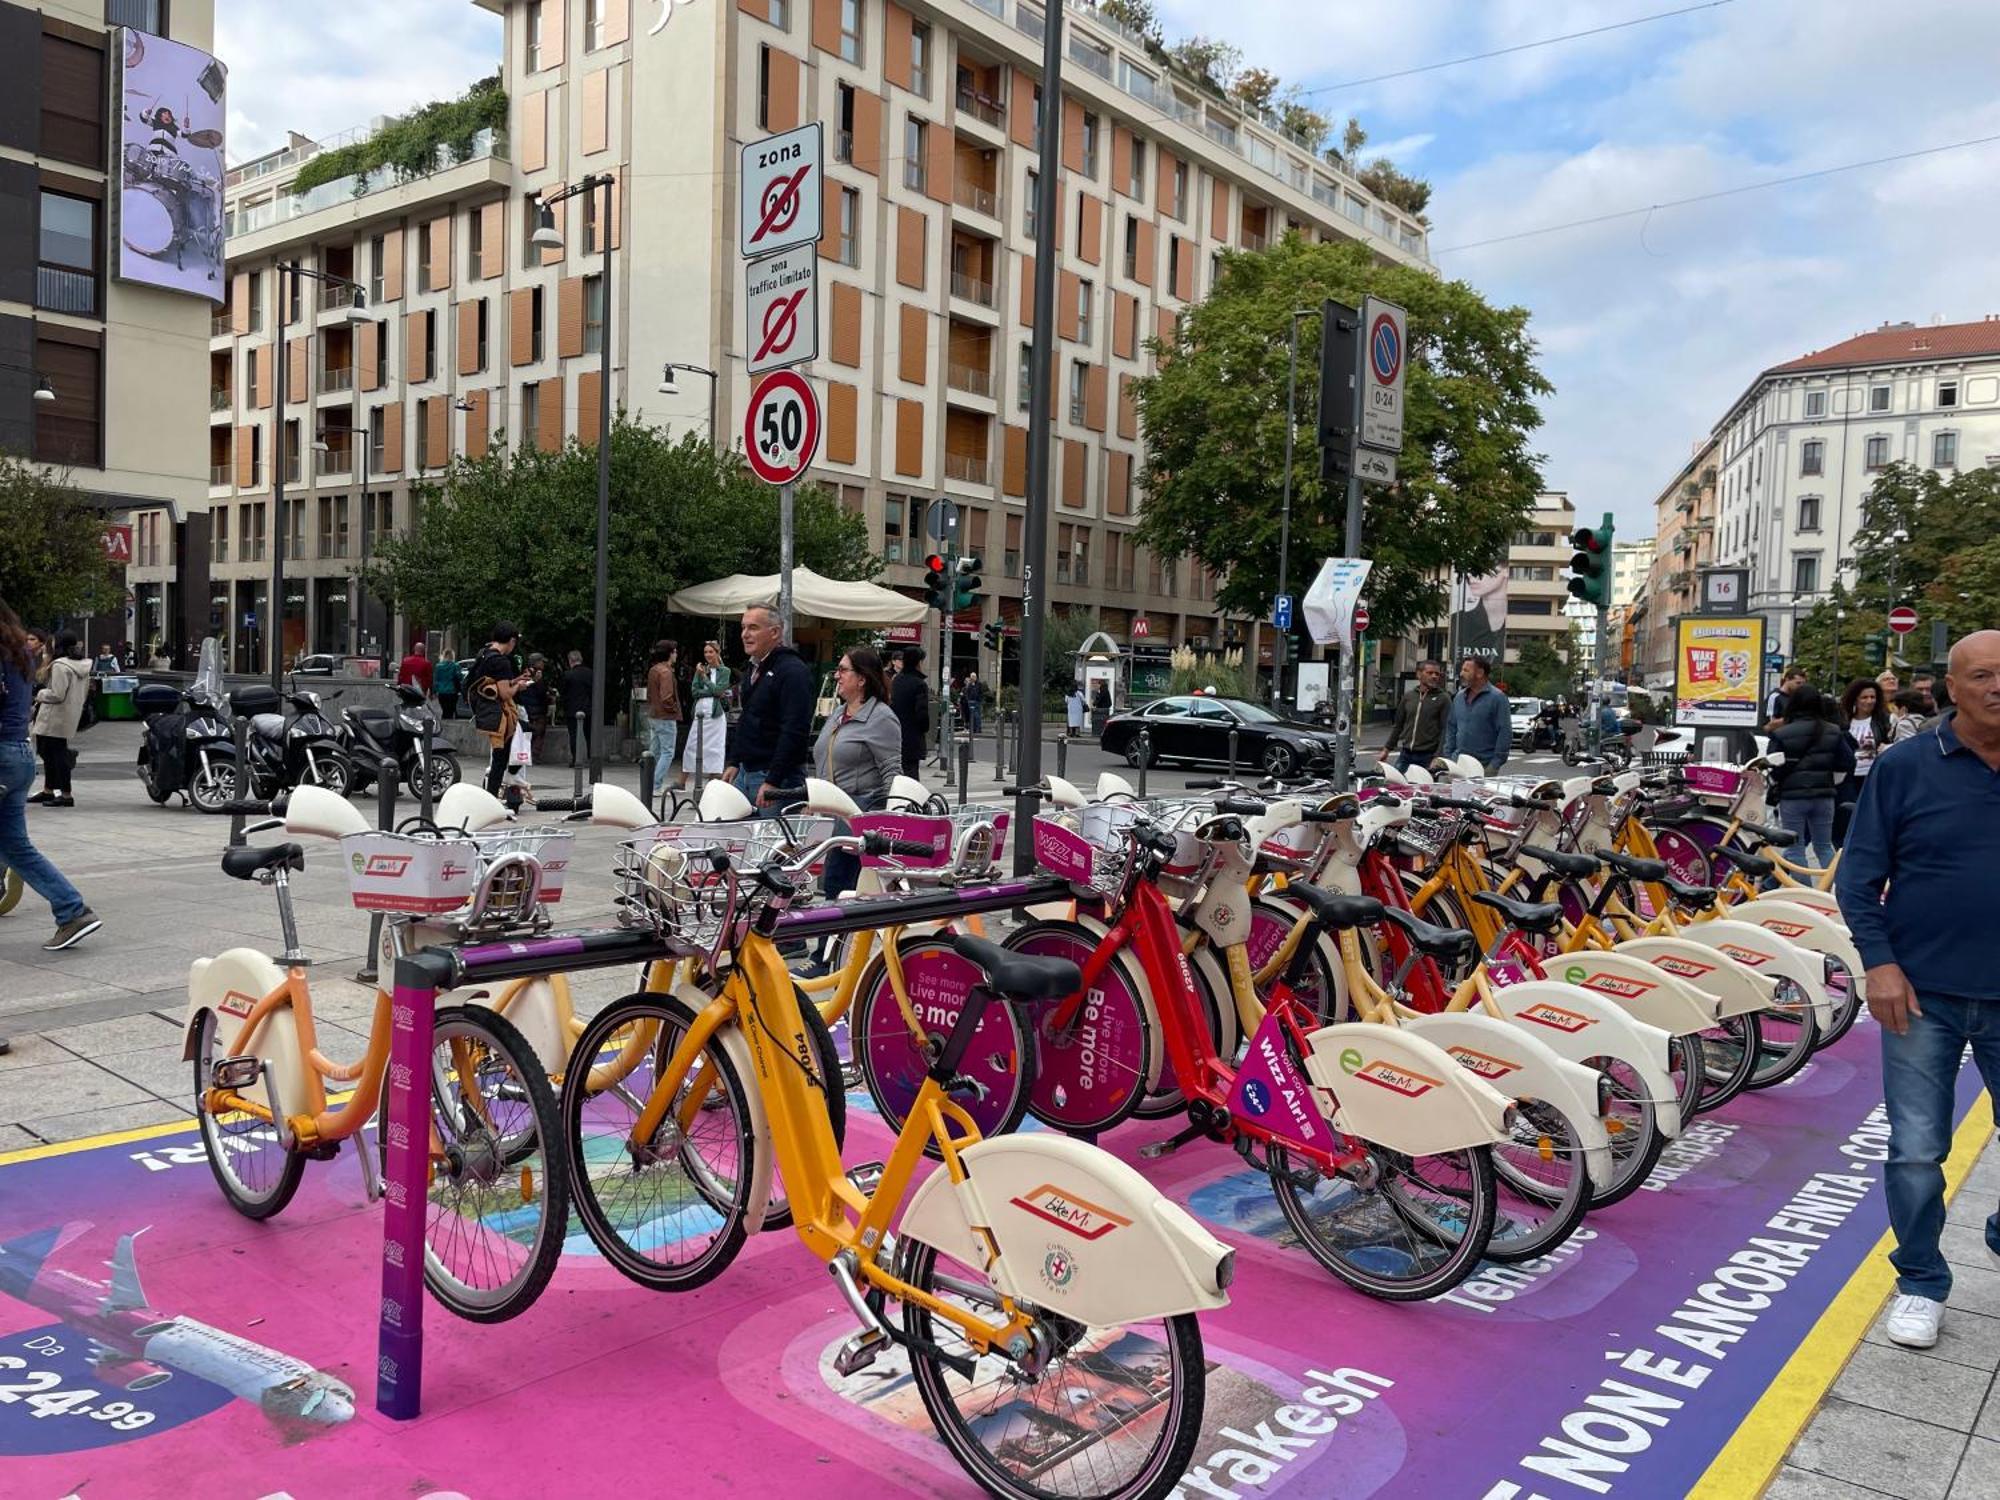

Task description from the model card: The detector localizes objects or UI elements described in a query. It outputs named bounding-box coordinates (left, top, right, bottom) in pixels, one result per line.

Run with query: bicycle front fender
left=1399, top=1012, right=1614, bottom=1193
left=1539, top=950, right=1722, bottom=1035
left=1673, top=920, right=1834, bottom=1030
left=185, top=949, right=311, bottom=1122
left=1303, top=1023, right=1514, bottom=1158
left=1479, top=981, right=1683, bottom=1137
left=1730, top=901, right=1865, bottom=1005
left=898, top=1134, right=1233, bottom=1324
left=1613, top=936, right=1777, bottom=1021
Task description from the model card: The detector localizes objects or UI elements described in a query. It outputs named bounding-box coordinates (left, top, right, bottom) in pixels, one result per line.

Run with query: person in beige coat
left=30, top=633, right=91, bottom=808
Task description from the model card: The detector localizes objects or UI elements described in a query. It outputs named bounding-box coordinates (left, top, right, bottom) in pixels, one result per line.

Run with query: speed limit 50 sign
left=744, top=368, right=821, bottom=485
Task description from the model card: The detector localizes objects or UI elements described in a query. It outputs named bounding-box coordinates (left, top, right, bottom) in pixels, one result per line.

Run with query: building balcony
left=947, top=361, right=994, bottom=398
left=949, top=271, right=996, bottom=308
left=210, top=386, right=231, bottom=412
left=209, top=463, right=233, bottom=487
left=944, top=453, right=991, bottom=486
left=1240, top=231, right=1269, bottom=252
left=319, top=365, right=354, bottom=395
left=317, top=281, right=356, bottom=313
left=955, top=84, right=1005, bottom=129
left=315, top=448, right=352, bottom=478
left=953, top=179, right=999, bottom=218
left=212, top=311, right=234, bottom=337
left=36, top=266, right=96, bottom=316
left=227, top=129, right=507, bottom=247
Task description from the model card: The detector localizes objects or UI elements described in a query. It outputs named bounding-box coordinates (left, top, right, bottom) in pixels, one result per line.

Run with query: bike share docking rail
left=1, top=918, right=1990, bottom=1497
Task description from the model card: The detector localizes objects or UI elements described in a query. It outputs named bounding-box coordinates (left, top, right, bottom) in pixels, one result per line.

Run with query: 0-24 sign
left=743, top=368, right=821, bottom=485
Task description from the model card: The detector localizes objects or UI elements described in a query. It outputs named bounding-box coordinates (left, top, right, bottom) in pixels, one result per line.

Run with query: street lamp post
left=659, top=362, right=720, bottom=444
left=534, top=175, right=615, bottom=782
left=1273, top=307, right=1315, bottom=712
left=272, top=261, right=368, bottom=690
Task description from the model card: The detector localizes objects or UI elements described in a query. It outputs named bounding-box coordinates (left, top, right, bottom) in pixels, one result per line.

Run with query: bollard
left=957, top=739, right=971, bottom=807
left=638, top=750, right=656, bottom=816
left=571, top=712, right=587, bottom=798
left=1055, top=735, right=1068, bottom=780
left=355, top=756, right=401, bottom=985
left=1227, top=728, right=1239, bottom=779
left=694, top=716, right=708, bottom=797
left=993, top=715, right=1005, bottom=780
left=227, top=715, right=251, bottom=847
left=1136, top=730, right=1150, bottom=798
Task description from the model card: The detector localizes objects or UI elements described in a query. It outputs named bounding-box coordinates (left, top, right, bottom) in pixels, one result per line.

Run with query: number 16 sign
left=743, top=367, right=821, bottom=485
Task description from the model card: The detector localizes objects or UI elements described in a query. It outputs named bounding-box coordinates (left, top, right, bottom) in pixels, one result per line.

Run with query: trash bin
left=100, top=674, right=139, bottom=720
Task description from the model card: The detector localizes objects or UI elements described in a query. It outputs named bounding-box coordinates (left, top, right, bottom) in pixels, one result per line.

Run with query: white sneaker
left=1885, top=1293, right=1944, bottom=1348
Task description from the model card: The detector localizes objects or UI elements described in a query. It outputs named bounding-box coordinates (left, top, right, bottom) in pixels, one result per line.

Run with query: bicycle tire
left=1484, top=1097, right=1592, bottom=1265
left=385, top=1004, right=568, bottom=1322
left=1247, top=896, right=1348, bottom=1025
left=761, top=980, right=847, bottom=1230
left=897, top=1238, right=1206, bottom=1500
left=1815, top=955, right=1862, bottom=1049
left=1267, top=1140, right=1497, bottom=1301
left=1697, top=1012, right=1761, bottom=1111
left=190, top=1008, right=306, bottom=1221
left=561, top=992, right=756, bottom=1292
left=1745, top=978, right=1820, bottom=1090
left=1666, top=1032, right=1709, bottom=1122
left=1005, top=919, right=1156, bottom=1136
left=1584, top=1056, right=1667, bottom=1208
left=852, top=936, right=1033, bottom=1155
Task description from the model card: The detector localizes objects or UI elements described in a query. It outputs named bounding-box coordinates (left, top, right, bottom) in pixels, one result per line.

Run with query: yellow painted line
left=0, top=1115, right=202, bottom=1165
left=1690, top=1091, right=1996, bottom=1500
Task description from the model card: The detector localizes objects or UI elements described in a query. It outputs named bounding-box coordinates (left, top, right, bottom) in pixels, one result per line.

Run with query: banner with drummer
left=115, top=29, right=228, bottom=300
left=1674, top=615, right=1765, bottom=728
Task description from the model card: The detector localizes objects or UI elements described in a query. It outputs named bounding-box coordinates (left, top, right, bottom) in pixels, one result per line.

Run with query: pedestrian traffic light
left=953, top=555, right=983, bottom=610
left=1863, top=630, right=1887, bottom=668
left=983, top=620, right=1004, bottom=652
left=1567, top=512, right=1616, bottom=607
left=923, top=554, right=950, bottom=611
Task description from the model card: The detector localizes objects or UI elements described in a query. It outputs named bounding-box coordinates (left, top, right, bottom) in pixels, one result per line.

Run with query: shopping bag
left=510, top=726, right=534, bottom=767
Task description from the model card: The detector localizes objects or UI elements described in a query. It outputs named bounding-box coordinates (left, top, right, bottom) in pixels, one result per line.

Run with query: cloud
left=1364, top=132, right=1436, bottom=162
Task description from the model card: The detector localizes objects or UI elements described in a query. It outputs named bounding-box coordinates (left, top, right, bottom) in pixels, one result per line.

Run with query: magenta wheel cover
left=1008, top=925, right=1151, bottom=1133
left=854, top=943, right=1024, bottom=1137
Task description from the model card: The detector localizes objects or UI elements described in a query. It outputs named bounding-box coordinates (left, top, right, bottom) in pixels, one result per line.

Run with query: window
left=1172, top=159, right=1188, bottom=219
left=319, top=496, right=349, bottom=559
left=1938, top=380, right=1959, bottom=409
left=368, top=406, right=387, bottom=472
left=1128, top=137, right=1146, bottom=199
left=1068, top=361, right=1087, bottom=422
left=1869, top=384, right=1891, bottom=412
left=520, top=382, right=541, bottom=445
left=105, top=0, right=167, bottom=33
left=585, top=0, right=605, bottom=49
left=1797, top=495, right=1821, bottom=533
left=883, top=496, right=904, bottom=562
left=526, top=0, right=544, bottom=70
left=419, top=308, right=438, bottom=381
left=1934, top=430, right=1958, bottom=468
left=1123, top=216, right=1138, bottom=279
left=368, top=237, right=385, bottom=305
left=583, top=274, right=605, bottom=354
left=530, top=287, right=546, bottom=361
left=37, top=192, right=97, bottom=315
left=41, top=33, right=106, bottom=167
left=1076, top=281, right=1093, bottom=344
left=1512, top=599, right=1554, bottom=616
left=1023, top=171, right=1038, bottom=236
left=211, top=506, right=229, bottom=563
left=243, top=347, right=260, bottom=405
left=904, top=117, right=927, bottom=192
left=34, top=337, right=101, bottom=468
left=1167, top=234, right=1184, bottom=297
left=584, top=184, right=611, bottom=254
left=473, top=299, right=490, bottom=370
left=1016, top=344, right=1031, bottom=410
left=246, top=269, right=264, bottom=333
left=839, top=0, right=862, bottom=63
left=285, top=271, right=303, bottom=324
left=836, top=84, right=856, bottom=161
left=833, top=187, right=859, bottom=266
left=758, top=46, right=773, bottom=130
left=467, top=209, right=484, bottom=280
left=1081, top=112, right=1099, bottom=177
left=1803, top=390, right=1825, bottom=418
left=243, top=502, right=266, bottom=563
left=1864, top=434, right=1889, bottom=470
left=283, top=418, right=302, bottom=485
left=1799, top=438, right=1823, bottom=476
left=1792, top=554, right=1820, bottom=595
left=909, top=20, right=931, bottom=96
left=744, top=0, right=788, bottom=23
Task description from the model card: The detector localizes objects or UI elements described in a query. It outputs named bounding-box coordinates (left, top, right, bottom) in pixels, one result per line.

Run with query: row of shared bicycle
left=181, top=747, right=1853, bottom=1500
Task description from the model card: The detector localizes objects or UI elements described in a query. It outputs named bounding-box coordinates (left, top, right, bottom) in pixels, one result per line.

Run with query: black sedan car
left=1099, top=695, right=1336, bottom=776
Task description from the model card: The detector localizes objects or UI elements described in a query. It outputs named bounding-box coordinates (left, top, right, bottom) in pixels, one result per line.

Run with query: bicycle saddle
left=1598, top=849, right=1669, bottom=883
left=1517, top=844, right=1600, bottom=879
left=1721, top=848, right=1775, bottom=879
left=1736, top=819, right=1798, bottom=848
left=220, top=842, right=304, bottom=880
left=1377, top=903, right=1480, bottom=961
left=1469, top=890, right=1564, bottom=934
left=1287, top=884, right=1387, bottom=932
left=950, top=935, right=1080, bottom=1001
left=1646, top=799, right=1705, bottom=826
left=1664, top=877, right=1719, bottom=909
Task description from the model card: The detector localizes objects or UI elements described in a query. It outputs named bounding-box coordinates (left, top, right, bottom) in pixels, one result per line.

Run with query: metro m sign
left=102, top=524, right=134, bottom=566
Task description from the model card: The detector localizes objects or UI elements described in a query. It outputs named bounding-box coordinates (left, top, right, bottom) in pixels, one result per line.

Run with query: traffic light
left=983, top=620, right=1004, bottom=652
left=1317, top=299, right=1360, bottom=483
left=1863, top=630, right=1888, bottom=668
left=923, top=554, right=950, bottom=611
left=1567, top=512, right=1616, bottom=607
left=953, top=555, right=983, bottom=610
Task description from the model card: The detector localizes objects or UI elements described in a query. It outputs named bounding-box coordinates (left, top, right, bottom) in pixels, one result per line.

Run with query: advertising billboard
left=115, top=29, right=228, bottom=301
left=1674, top=615, right=1766, bottom=727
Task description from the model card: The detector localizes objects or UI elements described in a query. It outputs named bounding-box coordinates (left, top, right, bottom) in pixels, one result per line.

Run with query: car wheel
left=1124, top=737, right=1155, bottom=769
left=1260, top=742, right=1297, bottom=778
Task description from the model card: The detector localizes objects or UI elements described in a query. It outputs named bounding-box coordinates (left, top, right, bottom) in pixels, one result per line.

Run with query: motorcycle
left=233, top=683, right=353, bottom=800
left=142, top=641, right=240, bottom=813
left=344, top=683, right=460, bottom=801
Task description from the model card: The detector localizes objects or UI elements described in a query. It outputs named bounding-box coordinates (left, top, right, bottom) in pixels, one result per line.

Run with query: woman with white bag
left=680, top=639, right=731, bottom=786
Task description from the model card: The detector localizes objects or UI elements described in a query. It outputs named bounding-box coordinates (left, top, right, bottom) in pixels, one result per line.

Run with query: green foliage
left=1279, top=98, right=1332, bottom=152
left=1166, top=647, right=1255, bottom=700
left=1357, top=158, right=1432, bottom=223
left=1041, top=608, right=1103, bottom=698
left=1341, top=117, right=1368, bottom=158
left=291, top=75, right=507, bottom=198
left=0, top=455, right=120, bottom=627
left=1133, top=236, right=1550, bottom=642
left=1096, top=0, right=1163, bottom=43
left=1853, top=461, right=2000, bottom=624
left=1166, top=36, right=1241, bottom=95
left=1231, top=67, right=1281, bottom=113
left=1505, top=637, right=1573, bottom=700
left=1793, top=584, right=1885, bottom=690
left=363, top=418, right=876, bottom=683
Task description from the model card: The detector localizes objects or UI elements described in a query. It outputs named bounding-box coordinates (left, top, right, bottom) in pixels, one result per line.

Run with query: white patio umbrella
left=667, top=566, right=926, bottom=625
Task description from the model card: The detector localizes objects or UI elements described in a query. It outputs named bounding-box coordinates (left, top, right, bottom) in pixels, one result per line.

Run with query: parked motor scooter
left=231, top=682, right=353, bottom=800
left=144, top=640, right=242, bottom=813
left=344, top=683, right=460, bottom=800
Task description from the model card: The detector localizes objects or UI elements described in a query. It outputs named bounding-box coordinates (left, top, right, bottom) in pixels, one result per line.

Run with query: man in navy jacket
left=1441, top=656, right=1510, bottom=773
left=729, top=604, right=814, bottom=811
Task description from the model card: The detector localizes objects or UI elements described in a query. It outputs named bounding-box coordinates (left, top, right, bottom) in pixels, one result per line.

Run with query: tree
left=1793, top=585, right=1881, bottom=691
left=0, top=455, right=120, bottom=627
left=1166, top=36, right=1240, bottom=94
left=1098, top=0, right=1163, bottom=44
left=364, top=417, right=875, bottom=685
left=1357, top=159, right=1432, bottom=222
left=1230, top=67, right=1281, bottom=113
left=1133, top=236, right=1551, bottom=641
left=1853, top=461, right=2000, bottom=614
left=1506, top=637, right=1573, bottom=700
left=1278, top=96, right=1332, bottom=151
left=1041, top=607, right=1102, bottom=701
left=1341, top=117, right=1368, bottom=159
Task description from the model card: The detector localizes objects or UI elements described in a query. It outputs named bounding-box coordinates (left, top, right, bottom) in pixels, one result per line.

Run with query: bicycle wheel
left=1485, top=1097, right=1592, bottom=1264
left=383, top=1005, right=567, bottom=1322
left=1815, top=955, right=1862, bottom=1049
left=897, top=1238, right=1205, bottom=1500
left=561, top=993, right=755, bottom=1292
left=1247, top=898, right=1347, bottom=1025
left=1584, top=1057, right=1666, bottom=1208
left=1398, top=878, right=1479, bottom=986
left=1697, top=1012, right=1761, bottom=1111
left=1666, top=1032, right=1708, bottom=1122
left=1745, top=978, right=1819, bottom=1090
left=190, top=1008, right=304, bottom=1220
left=1132, top=945, right=1226, bottom=1120
left=853, top=936, right=1032, bottom=1153
left=1267, top=1140, right=1497, bottom=1300
left=1006, top=921, right=1155, bottom=1136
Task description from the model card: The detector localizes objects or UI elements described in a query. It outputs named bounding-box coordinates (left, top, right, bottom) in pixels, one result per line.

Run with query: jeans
left=734, top=768, right=768, bottom=816
left=1778, top=796, right=1836, bottom=868
left=1881, top=995, right=2000, bottom=1300
left=1394, top=750, right=1436, bottom=773
left=966, top=704, right=982, bottom=735
left=0, top=741, right=86, bottom=923
left=649, top=718, right=679, bottom=770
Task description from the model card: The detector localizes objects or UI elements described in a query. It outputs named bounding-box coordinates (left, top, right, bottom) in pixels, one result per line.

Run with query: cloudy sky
left=219, top=0, right=2000, bottom=537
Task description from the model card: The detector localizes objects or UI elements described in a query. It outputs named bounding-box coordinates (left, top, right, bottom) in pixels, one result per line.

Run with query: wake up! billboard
left=115, top=28, right=228, bottom=301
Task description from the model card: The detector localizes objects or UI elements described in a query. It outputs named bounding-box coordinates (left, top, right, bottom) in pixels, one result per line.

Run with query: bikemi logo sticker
left=354, top=853, right=414, bottom=878
left=1650, top=954, right=1715, bottom=980
left=1717, top=943, right=1772, bottom=969
left=1758, top=919, right=1811, bottom=939
left=1518, top=1001, right=1594, bottom=1035
left=1007, top=1185, right=1132, bottom=1242
left=1445, top=1045, right=1519, bottom=1082
left=1352, top=1058, right=1444, bottom=1099
left=1573, top=970, right=1656, bottom=1000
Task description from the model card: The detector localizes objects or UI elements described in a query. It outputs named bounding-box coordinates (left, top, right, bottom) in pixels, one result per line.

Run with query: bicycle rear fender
left=1478, top=982, right=1683, bottom=1136
left=1399, top=1013, right=1614, bottom=1192
left=1733, top=901, right=1864, bottom=1002
left=1612, top=937, right=1774, bottom=1019
left=898, top=1134, right=1233, bottom=1323
left=1540, top=950, right=1722, bottom=1035
left=1671, top=920, right=1834, bottom=1029
left=1741, top=886, right=1846, bottom=927
left=1302, top=1023, right=1514, bottom=1157
left=804, top=776, right=862, bottom=820
left=184, top=950, right=311, bottom=1121
left=485, top=977, right=572, bottom=1074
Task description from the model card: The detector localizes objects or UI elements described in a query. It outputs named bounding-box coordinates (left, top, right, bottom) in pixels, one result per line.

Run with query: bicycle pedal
left=833, top=1326, right=892, bottom=1377
left=210, top=1055, right=261, bottom=1090
left=846, top=1160, right=886, bottom=1195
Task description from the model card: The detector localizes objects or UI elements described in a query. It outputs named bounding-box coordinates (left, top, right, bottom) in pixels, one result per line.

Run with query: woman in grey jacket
left=813, top=647, right=903, bottom=903
left=30, top=634, right=91, bottom=807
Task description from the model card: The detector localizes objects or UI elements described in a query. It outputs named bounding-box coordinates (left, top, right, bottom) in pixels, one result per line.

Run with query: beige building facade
left=1631, top=435, right=1718, bottom=691
left=175, top=0, right=1433, bottom=671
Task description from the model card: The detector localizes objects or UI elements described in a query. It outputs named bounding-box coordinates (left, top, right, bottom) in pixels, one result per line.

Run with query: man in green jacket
left=1386, top=659, right=1449, bottom=772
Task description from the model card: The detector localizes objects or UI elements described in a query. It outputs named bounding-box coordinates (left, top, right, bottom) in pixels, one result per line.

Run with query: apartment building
left=3, top=0, right=213, bottom=649
left=1711, top=316, right=2000, bottom=658
left=1630, top=435, right=1718, bottom=691
left=188, top=0, right=1433, bottom=670
left=1502, top=492, right=1576, bottom=666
